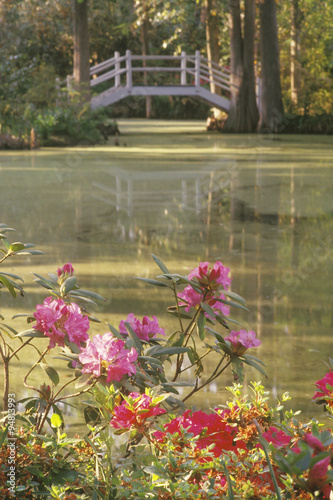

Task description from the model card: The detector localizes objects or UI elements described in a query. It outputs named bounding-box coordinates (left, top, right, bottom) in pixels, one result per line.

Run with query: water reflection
left=0, top=121, right=333, bottom=424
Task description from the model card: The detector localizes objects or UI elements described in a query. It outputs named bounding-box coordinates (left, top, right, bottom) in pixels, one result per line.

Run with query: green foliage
left=2, top=225, right=333, bottom=499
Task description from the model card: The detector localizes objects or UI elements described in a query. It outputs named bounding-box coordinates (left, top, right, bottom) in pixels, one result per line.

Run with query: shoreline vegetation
left=1, top=112, right=332, bottom=151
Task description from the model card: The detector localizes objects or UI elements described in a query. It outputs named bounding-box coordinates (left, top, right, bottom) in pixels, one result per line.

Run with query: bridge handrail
left=90, top=51, right=235, bottom=95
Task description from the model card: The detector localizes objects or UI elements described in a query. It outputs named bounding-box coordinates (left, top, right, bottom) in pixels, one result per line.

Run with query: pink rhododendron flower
left=225, top=329, right=261, bottom=355
left=33, top=297, right=90, bottom=349
left=188, top=261, right=231, bottom=290
left=57, top=262, right=74, bottom=278
left=79, top=332, right=138, bottom=383
left=177, top=286, right=230, bottom=317
left=313, top=371, right=333, bottom=400
left=110, top=392, right=166, bottom=430
left=119, top=313, right=165, bottom=342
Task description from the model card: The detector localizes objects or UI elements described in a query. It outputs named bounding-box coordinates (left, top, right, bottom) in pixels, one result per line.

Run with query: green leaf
left=151, top=254, right=170, bottom=274
left=135, top=277, right=171, bottom=288
left=50, top=413, right=62, bottom=428
left=231, top=357, right=245, bottom=383
left=200, top=301, right=216, bottom=319
left=40, top=363, right=60, bottom=386
left=222, top=290, right=247, bottom=305
left=70, top=288, right=105, bottom=302
left=162, top=273, right=202, bottom=292
left=9, top=242, right=25, bottom=253
left=197, top=310, right=206, bottom=340
left=75, top=373, right=95, bottom=389
left=0, top=274, right=17, bottom=297
left=205, top=327, right=225, bottom=343
left=60, top=276, right=78, bottom=295
left=33, top=274, right=58, bottom=291
left=0, top=426, right=9, bottom=448
left=221, top=461, right=235, bottom=500
left=17, top=249, right=44, bottom=256
left=0, top=272, right=23, bottom=281
left=16, top=329, right=45, bottom=338
left=213, top=297, right=249, bottom=312
left=124, top=321, right=143, bottom=354
left=147, top=345, right=190, bottom=357
left=242, top=355, right=267, bottom=378
left=107, top=323, right=123, bottom=339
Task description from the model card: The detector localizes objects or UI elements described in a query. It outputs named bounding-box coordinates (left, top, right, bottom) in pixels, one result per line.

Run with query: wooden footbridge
left=89, top=51, right=254, bottom=113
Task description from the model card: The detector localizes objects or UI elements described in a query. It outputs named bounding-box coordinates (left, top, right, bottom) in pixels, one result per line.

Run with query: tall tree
left=258, top=0, right=284, bottom=132
left=73, top=0, right=91, bottom=106
left=290, top=0, right=301, bottom=104
left=204, top=0, right=222, bottom=119
left=224, top=0, right=259, bottom=132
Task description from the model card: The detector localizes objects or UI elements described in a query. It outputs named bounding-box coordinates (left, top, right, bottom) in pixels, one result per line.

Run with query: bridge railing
left=90, top=50, right=233, bottom=96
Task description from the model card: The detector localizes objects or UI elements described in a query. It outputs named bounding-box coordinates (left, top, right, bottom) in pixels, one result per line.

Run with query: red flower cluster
left=110, top=392, right=166, bottom=431
left=154, top=408, right=245, bottom=457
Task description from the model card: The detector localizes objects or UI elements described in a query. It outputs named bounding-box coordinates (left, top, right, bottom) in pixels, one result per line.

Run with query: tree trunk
left=290, top=0, right=301, bottom=104
left=204, top=0, right=221, bottom=118
left=259, top=0, right=284, bottom=132
left=141, top=1, right=152, bottom=118
left=224, top=0, right=258, bottom=132
left=73, top=0, right=91, bottom=106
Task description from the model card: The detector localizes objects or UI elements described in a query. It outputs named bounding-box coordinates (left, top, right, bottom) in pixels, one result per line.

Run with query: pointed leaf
left=124, top=321, right=143, bottom=353
left=40, top=363, right=60, bottom=386
left=135, top=277, right=171, bottom=288
left=9, top=242, right=26, bottom=253
left=197, top=310, right=206, bottom=340
left=0, top=274, right=17, bottom=297
left=151, top=254, right=170, bottom=274
left=50, top=413, right=63, bottom=428
left=60, top=276, right=78, bottom=295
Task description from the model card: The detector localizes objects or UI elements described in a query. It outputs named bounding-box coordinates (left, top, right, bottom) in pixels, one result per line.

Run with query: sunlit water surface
left=1, top=119, right=333, bottom=431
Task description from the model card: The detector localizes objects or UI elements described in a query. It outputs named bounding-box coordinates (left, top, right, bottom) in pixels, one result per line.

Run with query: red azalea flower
left=313, top=371, right=333, bottom=400
left=110, top=392, right=166, bottom=431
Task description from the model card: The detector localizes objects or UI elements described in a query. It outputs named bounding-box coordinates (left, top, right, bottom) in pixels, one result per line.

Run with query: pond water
left=1, top=119, right=333, bottom=430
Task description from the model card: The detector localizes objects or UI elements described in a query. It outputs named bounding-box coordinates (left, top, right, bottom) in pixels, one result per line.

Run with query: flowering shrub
left=1, top=227, right=333, bottom=499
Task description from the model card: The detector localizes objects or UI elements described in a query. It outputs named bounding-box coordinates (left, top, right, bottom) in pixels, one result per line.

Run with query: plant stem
left=182, top=357, right=232, bottom=403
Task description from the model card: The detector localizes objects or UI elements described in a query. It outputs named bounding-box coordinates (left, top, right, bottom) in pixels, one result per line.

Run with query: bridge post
left=115, top=51, right=121, bottom=87
left=126, top=50, right=132, bottom=88
left=181, top=51, right=187, bottom=85
left=195, top=50, right=201, bottom=87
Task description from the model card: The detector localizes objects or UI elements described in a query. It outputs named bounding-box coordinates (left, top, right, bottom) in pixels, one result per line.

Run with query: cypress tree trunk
left=290, top=0, right=301, bottom=104
left=73, top=0, right=91, bottom=106
left=258, top=0, right=284, bottom=132
left=224, top=0, right=258, bottom=132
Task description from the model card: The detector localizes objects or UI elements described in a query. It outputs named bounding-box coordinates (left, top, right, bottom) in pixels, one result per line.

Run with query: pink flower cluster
left=78, top=332, right=138, bottom=383
left=57, top=262, right=74, bottom=278
left=225, top=329, right=261, bottom=356
left=178, top=286, right=230, bottom=317
left=188, top=261, right=231, bottom=290
left=177, top=261, right=231, bottom=318
left=154, top=409, right=243, bottom=457
left=119, top=313, right=165, bottom=342
left=33, top=297, right=90, bottom=349
left=110, top=392, right=166, bottom=430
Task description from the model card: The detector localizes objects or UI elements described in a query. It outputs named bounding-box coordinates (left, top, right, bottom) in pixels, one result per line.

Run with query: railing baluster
left=126, top=50, right=132, bottom=89
left=181, top=51, right=187, bottom=85
left=115, top=51, right=120, bottom=87
left=195, top=50, right=201, bottom=87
